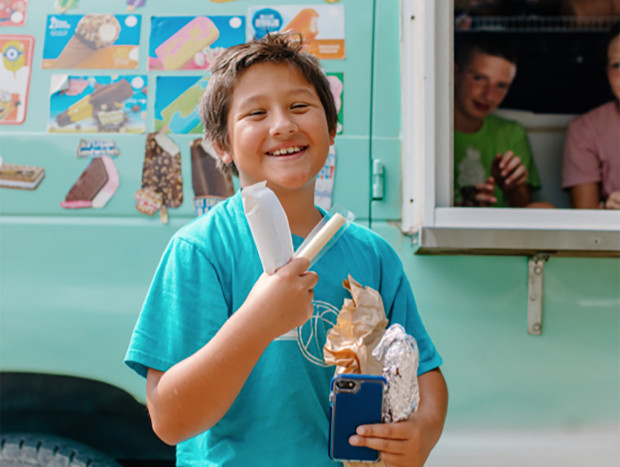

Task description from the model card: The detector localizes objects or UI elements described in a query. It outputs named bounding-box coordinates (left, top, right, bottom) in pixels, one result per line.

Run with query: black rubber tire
left=0, top=433, right=123, bottom=467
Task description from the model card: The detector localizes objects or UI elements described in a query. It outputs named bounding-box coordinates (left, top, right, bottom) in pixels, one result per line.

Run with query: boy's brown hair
left=199, top=33, right=338, bottom=176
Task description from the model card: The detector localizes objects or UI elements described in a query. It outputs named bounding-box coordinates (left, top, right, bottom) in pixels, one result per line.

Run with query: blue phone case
left=328, top=374, right=386, bottom=462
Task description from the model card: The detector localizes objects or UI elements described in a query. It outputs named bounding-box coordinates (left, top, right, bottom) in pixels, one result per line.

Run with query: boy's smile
left=215, top=62, right=335, bottom=197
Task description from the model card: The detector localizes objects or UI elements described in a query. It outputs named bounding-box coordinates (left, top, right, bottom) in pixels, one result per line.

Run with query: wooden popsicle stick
left=295, top=213, right=346, bottom=262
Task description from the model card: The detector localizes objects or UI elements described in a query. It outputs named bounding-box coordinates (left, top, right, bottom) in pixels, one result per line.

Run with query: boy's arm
left=146, top=258, right=318, bottom=446
left=349, top=368, right=448, bottom=467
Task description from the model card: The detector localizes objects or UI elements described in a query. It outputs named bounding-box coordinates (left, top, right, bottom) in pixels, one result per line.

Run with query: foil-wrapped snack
left=372, top=323, right=420, bottom=423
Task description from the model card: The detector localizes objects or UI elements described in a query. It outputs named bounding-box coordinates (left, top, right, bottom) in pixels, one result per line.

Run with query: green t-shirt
left=454, top=114, right=541, bottom=207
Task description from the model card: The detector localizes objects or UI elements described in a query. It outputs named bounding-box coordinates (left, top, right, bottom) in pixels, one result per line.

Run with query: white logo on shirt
left=274, top=300, right=339, bottom=367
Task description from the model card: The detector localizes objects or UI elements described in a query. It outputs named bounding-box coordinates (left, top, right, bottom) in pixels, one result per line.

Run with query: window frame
left=400, top=0, right=620, bottom=256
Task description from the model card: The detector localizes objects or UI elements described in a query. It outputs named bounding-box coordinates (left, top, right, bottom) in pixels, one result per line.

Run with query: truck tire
left=0, top=433, right=123, bottom=467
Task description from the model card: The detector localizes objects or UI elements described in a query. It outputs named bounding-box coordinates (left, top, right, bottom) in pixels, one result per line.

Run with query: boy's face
left=214, top=62, right=335, bottom=194
left=607, top=34, right=620, bottom=101
left=454, top=51, right=516, bottom=124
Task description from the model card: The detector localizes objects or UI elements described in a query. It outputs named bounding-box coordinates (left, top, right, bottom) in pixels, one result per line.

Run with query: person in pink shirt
left=562, top=21, right=620, bottom=209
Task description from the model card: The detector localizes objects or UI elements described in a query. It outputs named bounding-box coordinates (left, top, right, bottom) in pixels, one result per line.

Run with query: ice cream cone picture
left=282, top=8, right=319, bottom=43
left=249, top=5, right=344, bottom=59
left=54, top=15, right=121, bottom=68
left=43, top=14, right=141, bottom=69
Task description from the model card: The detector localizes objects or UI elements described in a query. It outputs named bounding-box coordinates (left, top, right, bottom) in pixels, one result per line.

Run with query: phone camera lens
left=336, top=380, right=356, bottom=390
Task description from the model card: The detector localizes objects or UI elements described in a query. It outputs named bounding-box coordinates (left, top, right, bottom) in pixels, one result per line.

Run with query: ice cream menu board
left=154, top=76, right=208, bottom=134
left=42, top=14, right=141, bottom=69
left=148, top=16, right=245, bottom=71
left=48, top=75, right=147, bottom=133
left=248, top=4, right=345, bottom=59
left=0, top=35, right=34, bottom=125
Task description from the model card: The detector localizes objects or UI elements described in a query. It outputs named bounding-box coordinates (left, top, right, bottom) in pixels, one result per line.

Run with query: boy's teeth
left=272, top=146, right=300, bottom=156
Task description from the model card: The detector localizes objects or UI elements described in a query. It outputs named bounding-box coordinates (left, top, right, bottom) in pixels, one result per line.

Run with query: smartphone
left=328, top=374, right=386, bottom=462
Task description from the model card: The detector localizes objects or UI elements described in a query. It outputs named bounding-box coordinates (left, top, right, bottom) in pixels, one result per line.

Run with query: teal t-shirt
left=125, top=191, right=442, bottom=466
left=454, top=114, right=541, bottom=207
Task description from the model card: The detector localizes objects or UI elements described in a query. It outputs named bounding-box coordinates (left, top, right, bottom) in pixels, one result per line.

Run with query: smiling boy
left=454, top=33, right=541, bottom=207
left=125, top=34, right=447, bottom=466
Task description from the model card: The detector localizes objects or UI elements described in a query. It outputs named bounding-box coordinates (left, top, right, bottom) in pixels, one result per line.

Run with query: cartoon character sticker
left=0, top=35, right=34, bottom=125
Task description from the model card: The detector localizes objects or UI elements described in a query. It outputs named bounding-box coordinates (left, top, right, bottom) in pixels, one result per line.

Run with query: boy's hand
left=245, top=257, right=318, bottom=339
left=349, top=368, right=448, bottom=467
left=348, top=416, right=430, bottom=467
left=473, top=176, right=497, bottom=206
left=491, top=151, right=528, bottom=190
left=604, top=190, right=620, bottom=209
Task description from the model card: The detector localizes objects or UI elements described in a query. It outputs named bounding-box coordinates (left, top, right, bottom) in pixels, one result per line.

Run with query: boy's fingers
left=301, top=270, right=319, bottom=288
left=356, top=423, right=409, bottom=440
left=280, top=257, right=310, bottom=274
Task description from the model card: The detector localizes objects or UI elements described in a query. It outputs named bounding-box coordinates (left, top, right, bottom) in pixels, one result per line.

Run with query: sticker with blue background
left=149, top=16, right=245, bottom=70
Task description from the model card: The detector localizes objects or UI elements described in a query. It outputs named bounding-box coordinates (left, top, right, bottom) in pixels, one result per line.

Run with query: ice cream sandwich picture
left=60, top=156, right=119, bottom=209
left=148, top=15, right=245, bottom=71
left=42, top=14, right=141, bottom=69
left=0, top=156, right=45, bottom=190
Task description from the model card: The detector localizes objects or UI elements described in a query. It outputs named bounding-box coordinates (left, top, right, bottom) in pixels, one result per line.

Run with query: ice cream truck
left=1, top=0, right=618, bottom=465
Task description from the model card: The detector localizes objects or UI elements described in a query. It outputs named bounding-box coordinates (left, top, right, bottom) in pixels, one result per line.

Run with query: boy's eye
left=610, top=62, right=620, bottom=70
left=291, top=103, right=309, bottom=110
left=247, top=110, right=266, bottom=117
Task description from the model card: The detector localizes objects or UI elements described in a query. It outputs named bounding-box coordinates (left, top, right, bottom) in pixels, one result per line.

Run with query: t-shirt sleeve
left=378, top=243, right=443, bottom=376
left=562, top=117, right=601, bottom=189
left=125, top=236, right=229, bottom=378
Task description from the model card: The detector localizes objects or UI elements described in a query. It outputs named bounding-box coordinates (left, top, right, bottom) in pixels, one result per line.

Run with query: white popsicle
left=295, top=213, right=346, bottom=262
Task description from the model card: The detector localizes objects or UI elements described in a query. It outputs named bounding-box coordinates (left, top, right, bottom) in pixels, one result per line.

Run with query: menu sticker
left=248, top=4, right=345, bottom=59
left=327, top=72, right=343, bottom=134
left=315, top=145, right=336, bottom=210
left=149, top=16, right=245, bottom=71
left=42, top=14, right=141, bottom=69
left=154, top=76, right=208, bottom=134
left=48, top=74, right=147, bottom=133
left=0, top=0, right=28, bottom=26
left=0, top=35, right=34, bottom=125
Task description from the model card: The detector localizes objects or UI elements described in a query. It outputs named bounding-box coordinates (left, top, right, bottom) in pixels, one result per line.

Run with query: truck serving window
left=401, top=0, right=620, bottom=256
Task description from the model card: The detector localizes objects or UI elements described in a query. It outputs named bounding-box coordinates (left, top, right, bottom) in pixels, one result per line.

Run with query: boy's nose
left=270, top=112, right=297, bottom=137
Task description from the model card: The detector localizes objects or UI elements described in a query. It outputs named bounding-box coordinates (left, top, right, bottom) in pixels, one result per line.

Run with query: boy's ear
left=212, top=140, right=233, bottom=165
left=329, top=128, right=336, bottom=146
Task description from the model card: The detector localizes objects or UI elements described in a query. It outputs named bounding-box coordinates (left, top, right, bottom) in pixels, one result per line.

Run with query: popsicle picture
left=148, top=15, right=245, bottom=71
left=154, top=76, right=208, bottom=134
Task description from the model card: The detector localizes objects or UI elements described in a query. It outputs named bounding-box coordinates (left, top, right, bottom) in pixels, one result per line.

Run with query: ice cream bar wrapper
left=242, top=181, right=293, bottom=274
left=372, top=323, right=420, bottom=423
